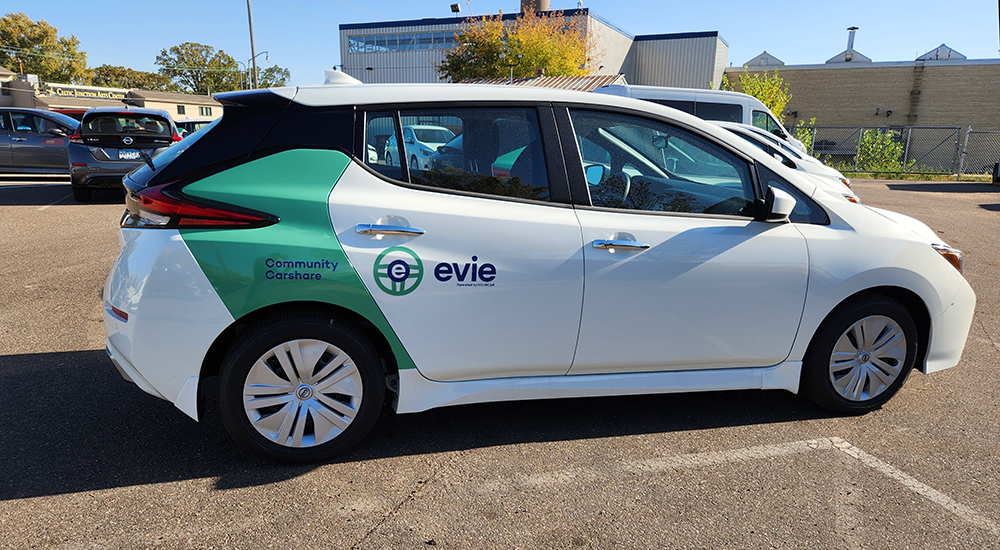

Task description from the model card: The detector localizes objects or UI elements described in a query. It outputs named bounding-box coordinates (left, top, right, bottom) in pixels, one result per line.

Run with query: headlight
left=419, top=148, right=433, bottom=157
left=932, top=244, right=963, bottom=274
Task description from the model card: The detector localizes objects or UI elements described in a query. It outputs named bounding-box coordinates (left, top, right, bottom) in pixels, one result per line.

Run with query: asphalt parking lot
left=1, top=178, right=999, bottom=549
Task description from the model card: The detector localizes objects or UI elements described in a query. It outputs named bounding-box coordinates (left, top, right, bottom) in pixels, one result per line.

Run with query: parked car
left=383, top=124, right=455, bottom=170
left=50, top=108, right=88, bottom=121
left=174, top=118, right=215, bottom=138
left=105, top=83, right=975, bottom=463
left=68, top=107, right=181, bottom=201
left=593, top=84, right=809, bottom=153
left=712, top=121, right=859, bottom=203
left=0, top=108, right=79, bottom=176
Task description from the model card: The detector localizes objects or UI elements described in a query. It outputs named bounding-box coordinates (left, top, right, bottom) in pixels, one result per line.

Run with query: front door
left=331, top=107, right=584, bottom=382
left=564, top=108, right=809, bottom=375
left=8, top=112, right=69, bottom=170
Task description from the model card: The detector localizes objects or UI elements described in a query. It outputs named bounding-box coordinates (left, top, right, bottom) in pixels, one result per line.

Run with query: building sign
left=43, top=83, right=128, bottom=100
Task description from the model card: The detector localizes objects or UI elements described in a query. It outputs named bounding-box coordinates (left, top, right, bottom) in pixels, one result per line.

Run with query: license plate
left=118, top=149, right=141, bottom=160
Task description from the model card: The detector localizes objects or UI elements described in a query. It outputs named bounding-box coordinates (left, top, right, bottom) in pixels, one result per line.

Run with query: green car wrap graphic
left=178, top=149, right=417, bottom=370
left=374, top=246, right=423, bottom=296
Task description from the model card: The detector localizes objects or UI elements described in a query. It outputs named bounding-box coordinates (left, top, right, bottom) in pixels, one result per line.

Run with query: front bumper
left=924, top=277, right=977, bottom=374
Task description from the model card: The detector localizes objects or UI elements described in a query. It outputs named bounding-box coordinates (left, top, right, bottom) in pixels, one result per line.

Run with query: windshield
left=414, top=128, right=454, bottom=143
left=82, top=113, right=172, bottom=137
left=46, top=111, right=82, bottom=130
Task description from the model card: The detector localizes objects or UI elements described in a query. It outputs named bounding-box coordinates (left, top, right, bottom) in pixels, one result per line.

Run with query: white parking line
left=506, top=437, right=999, bottom=535
left=38, top=194, right=71, bottom=211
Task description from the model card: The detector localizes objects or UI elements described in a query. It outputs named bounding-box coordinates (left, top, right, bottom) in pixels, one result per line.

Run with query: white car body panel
left=396, top=361, right=802, bottom=413
left=571, top=210, right=809, bottom=373
left=329, top=162, right=585, bottom=382
left=103, top=228, right=234, bottom=420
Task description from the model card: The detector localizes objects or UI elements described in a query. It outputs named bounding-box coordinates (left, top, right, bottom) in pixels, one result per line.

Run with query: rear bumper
left=103, top=228, right=235, bottom=420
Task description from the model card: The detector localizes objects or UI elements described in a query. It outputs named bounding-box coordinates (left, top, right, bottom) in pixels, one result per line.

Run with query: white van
left=593, top=84, right=807, bottom=153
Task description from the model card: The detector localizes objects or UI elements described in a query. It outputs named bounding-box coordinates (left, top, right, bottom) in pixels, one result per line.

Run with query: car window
left=695, top=102, right=742, bottom=123
left=0, top=112, right=8, bottom=132
left=752, top=110, right=787, bottom=137
left=569, top=109, right=755, bottom=216
left=365, top=111, right=402, bottom=180
left=9, top=113, right=46, bottom=134
left=82, top=113, right=172, bottom=137
left=651, top=99, right=695, bottom=115
left=396, top=108, right=550, bottom=202
left=756, top=164, right=828, bottom=225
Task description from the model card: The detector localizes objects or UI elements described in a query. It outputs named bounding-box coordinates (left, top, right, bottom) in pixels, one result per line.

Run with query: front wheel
left=800, top=294, right=918, bottom=414
left=219, top=313, right=385, bottom=463
left=410, top=156, right=418, bottom=171
left=385, top=152, right=392, bottom=166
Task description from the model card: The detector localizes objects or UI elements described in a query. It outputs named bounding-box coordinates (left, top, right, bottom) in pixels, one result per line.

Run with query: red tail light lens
left=172, top=132, right=183, bottom=142
left=125, top=184, right=277, bottom=229
left=68, top=132, right=83, bottom=144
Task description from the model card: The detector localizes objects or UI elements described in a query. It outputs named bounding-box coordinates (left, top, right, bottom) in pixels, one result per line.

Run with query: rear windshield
left=413, top=127, right=454, bottom=143
left=82, top=113, right=171, bottom=137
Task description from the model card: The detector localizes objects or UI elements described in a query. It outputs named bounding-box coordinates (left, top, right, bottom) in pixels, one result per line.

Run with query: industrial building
left=338, top=1, right=729, bottom=89
left=727, top=29, right=1000, bottom=131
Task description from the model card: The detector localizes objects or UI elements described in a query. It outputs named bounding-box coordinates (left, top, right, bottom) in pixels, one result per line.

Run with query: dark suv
left=68, top=106, right=180, bottom=201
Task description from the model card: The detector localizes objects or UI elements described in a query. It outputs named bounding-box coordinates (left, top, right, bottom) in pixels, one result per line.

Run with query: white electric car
left=104, top=83, right=975, bottom=463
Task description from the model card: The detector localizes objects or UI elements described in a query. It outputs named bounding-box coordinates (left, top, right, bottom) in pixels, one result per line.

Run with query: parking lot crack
left=977, top=316, right=1000, bottom=355
left=351, top=463, right=444, bottom=549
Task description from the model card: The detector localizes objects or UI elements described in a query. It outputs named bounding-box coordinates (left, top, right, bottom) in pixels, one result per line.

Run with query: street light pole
left=247, top=0, right=259, bottom=89
left=498, top=52, right=524, bottom=85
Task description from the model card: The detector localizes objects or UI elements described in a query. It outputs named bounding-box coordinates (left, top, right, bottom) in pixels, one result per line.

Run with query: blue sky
left=4, top=0, right=998, bottom=86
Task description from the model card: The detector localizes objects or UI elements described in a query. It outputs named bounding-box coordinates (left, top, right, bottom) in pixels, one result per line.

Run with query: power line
left=0, top=45, right=85, bottom=62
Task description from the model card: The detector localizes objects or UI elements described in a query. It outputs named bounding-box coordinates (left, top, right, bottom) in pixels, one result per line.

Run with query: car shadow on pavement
left=885, top=181, right=999, bottom=194
left=0, top=349, right=831, bottom=500
left=0, top=184, right=124, bottom=206
left=979, top=203, right=1000, bottom=212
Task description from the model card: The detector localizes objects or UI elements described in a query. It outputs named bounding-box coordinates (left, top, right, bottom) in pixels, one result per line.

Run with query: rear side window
left=365, top=112, right=401, bottom=180
left=695, top=102, right=742, bottom=123
left=377, top=108, right=550, bottom=202
left=83, top=113, right=171, bottom=137
left=651, top=99, right=695, bottom=115
left=752, top=111, right=787, bottom=137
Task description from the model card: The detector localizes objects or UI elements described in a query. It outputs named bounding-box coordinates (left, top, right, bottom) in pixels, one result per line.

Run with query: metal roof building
left=338, top=5, right=728, bottom=89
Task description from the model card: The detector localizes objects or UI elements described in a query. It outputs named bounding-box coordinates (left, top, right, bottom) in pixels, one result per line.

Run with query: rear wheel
left=219, top=313, right=385, bottom=463
left=72, top=186, right=92, bottom=202
left=801, top=294, right=917, bottom=414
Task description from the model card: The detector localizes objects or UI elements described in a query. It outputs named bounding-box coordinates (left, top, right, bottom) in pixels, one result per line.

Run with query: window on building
left=177, top=105, right=186, bottom=115
left=199, top=106, right=212, bottom=117
left=348, top=36, right=364, bottom=53
left=399, top=34, right=414, bottom=51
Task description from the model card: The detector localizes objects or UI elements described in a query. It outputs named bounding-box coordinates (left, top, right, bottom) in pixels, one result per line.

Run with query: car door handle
left=593, top=239, right=650, bottom=250
left=356, top=223, right=426, bottom=236
left=11, top=137, right=27, bottom=142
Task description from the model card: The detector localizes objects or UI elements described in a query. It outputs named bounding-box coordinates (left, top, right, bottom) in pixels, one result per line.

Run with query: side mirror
left=652, top=135, right=667, bottom=149
left=763, top=186, right=796, bottom=222
left=772, top=153, right=796, bottom=169
left=585, top=164, right=606, bottom=185
left=48, top=128, right=67, bottom=137
left=405, top=138, right=414, bottom=145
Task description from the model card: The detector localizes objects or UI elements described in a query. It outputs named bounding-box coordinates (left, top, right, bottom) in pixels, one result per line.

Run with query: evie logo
left=434, top=256, right=497, bottom=285
left=374, top=247, right=423, bottom=296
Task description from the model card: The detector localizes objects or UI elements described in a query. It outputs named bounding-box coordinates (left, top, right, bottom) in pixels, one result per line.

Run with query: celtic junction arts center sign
left=43, top=83, right=128, bottom=100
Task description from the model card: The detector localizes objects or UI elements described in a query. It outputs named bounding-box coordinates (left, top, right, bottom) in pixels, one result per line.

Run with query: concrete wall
left=726, top=60, right=1000, bottom=131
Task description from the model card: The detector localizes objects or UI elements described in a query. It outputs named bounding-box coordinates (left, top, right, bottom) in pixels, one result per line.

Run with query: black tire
left=800, top=294, right=918, bottom=414
left=218, top=312, right=385, bottom=463
left=72, top=186, right=92, bottom=202
left=386, top=152, right=392, bottom=166
left=410, top=156, right=418, bottom=171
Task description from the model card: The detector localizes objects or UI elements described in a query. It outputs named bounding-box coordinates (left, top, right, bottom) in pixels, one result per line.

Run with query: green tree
left=854, top=129, right=913, bottom=173
left=92, top=64, right=180, bottom=92
left=0, top=12, right=91, bottom=84
left=720, top=67, right=792, bottom=123
left=155, top=42, right=241, bottom=94
left=253, top=65, right=291, bottom=88
left=438, top=10, right=591, bottom=82
left=793, top=117, right=817, bottom=155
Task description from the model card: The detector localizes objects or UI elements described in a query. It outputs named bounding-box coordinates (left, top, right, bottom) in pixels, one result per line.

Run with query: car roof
left=84, top=106, right=173, bottom=118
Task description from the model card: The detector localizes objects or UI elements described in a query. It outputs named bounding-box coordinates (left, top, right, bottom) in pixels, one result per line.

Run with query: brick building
left=725, top=44, right=1000, bottom=131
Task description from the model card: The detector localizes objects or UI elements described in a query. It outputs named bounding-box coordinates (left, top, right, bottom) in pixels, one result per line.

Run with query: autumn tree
left=0, top=12, right=91, bottom=84
left=92, top=65, right=180, bottom=92
left=438, top=10, right=592, bottom=82
left=155, top=42, right=242, bottom=94
left=253, top=65, right=291, bottom=88
left=720, top=67, right=792, bottom=122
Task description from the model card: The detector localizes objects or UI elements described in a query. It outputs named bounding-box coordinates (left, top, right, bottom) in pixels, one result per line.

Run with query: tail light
left=172, top=131, right=183, bottom=142
left=123, top=183, right=277, bottom=229
left=68, top=131, right=83, bottom=144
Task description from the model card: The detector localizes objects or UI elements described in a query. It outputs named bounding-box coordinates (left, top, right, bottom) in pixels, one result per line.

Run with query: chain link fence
left=791, top=126, right=1000, bottom=179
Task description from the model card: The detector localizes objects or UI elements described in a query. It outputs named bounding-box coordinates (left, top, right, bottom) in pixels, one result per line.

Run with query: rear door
left=8, top=111, right=69, bottom=170
left=331, top=105, right=584, bottom=382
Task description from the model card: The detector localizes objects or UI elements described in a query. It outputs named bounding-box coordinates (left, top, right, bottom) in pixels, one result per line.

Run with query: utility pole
left=247, top=0, right=259, bottom=89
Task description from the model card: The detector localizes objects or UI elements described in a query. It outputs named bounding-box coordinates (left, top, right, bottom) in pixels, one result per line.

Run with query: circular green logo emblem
left=374, top=246, right=423, bottom=296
